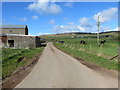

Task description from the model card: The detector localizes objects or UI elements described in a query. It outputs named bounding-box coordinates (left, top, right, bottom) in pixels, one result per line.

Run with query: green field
left=43, top=32, right=119, bottom=70
left=55, top=38, right=118, bottom=57
left=2, top=47, right=44, bottom=79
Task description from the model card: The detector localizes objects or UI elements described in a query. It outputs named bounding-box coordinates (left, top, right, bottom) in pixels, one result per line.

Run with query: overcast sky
left=2, top=1, right=118, bottom=35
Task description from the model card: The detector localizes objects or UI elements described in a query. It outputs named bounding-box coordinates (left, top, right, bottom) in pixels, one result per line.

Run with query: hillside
left=39, top=31, right=120, bottom=37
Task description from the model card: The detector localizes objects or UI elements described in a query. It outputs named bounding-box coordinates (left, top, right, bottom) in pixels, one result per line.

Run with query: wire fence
left=59, top=42, right=118, bottom=61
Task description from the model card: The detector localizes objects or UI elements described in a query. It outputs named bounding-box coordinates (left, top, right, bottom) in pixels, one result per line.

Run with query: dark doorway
left=8, top=40, right=14, bottom=47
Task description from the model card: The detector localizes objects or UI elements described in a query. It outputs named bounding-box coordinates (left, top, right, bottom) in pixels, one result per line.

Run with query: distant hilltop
left=39, top=31, right=120, bottom=36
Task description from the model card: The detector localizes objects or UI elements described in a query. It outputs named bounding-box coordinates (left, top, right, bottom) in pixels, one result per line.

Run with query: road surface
left=15, top=42, right=118, bottom=88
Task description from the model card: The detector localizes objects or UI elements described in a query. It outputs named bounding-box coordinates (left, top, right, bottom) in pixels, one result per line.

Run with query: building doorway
left=8, top=40, right=14, bottom=48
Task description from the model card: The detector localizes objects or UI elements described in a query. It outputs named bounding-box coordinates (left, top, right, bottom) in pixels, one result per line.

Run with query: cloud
left=92, top=26, right=119, bottom=32
left=93, top=7, right=118, bottom=23
left=20, top=17, right=27, bottom=22
left=79, top=17, right=92, bottom=27
left=48, top=19, right=56, bottom=24
left=51, top=7, right=118, bottom=33
left=52, top=24, right=118, bottom=34
left=29, top=32, right=52, bottom=36
left=105, top=27, right=119, bottom=32
left=52, top=24, right=85, bottom=34
left=18, top=17, right=27, bottom=22
left=77, top=26, right=85, bottom=31
left=67, top=22, right=74, bottom=25
left=64, top=2, right=73, bottom=8
left=13, top=16, right=27, bottom=22
left=79, top=17, right=118, bottom=32
left=78, top=17, right=95, bottom=32
left=77, top=8, right=118, bottom=33
left=63, top=17, right=68, bottom=20
left=114, top=27, right=118, bottom=31
left=28, top=33, right=37, bottom=36
left=32, top=15, right=39, bottom=20
left=38, top=32, right=52, bottom=35
left=27, top=0, right=62, bottom=14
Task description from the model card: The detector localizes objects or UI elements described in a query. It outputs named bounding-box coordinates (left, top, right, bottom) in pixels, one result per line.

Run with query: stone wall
left=1, top=35, right=41, bottom=49
left=1, top=28, right=28, bottom=35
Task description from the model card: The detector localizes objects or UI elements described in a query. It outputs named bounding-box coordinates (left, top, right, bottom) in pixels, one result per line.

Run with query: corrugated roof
left=0, top=25, right=27, bottom=28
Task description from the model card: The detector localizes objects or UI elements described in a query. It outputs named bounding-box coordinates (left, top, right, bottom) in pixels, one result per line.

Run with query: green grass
left=45, top=34, right=119, bottom=58
left=43, top=32, right=119, bottom=70
left=2, top=47, right=44, bottom=79
left=54, top=43, right=119, bottom=70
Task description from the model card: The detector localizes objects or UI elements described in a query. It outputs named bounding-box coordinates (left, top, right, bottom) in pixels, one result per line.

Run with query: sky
left=2, top=1, right=118, bottom=35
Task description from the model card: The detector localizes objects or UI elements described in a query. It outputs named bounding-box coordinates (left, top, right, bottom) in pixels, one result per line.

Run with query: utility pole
left=97, top=16, right=100, bottom=45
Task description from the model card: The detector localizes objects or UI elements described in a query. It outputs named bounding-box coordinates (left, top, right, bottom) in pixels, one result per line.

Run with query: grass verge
left=54, top=43, right=119, bottom=70
left=2, top=47, right=44, bottom=79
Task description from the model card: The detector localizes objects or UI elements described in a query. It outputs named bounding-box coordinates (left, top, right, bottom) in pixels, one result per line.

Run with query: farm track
left=15, top=42, right=118, bottom=88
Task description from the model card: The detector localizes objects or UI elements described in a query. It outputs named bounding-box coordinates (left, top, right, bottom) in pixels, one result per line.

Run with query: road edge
left=53, top=43, right=118, bottom=79
left=2, top=49, right=44, bottom=89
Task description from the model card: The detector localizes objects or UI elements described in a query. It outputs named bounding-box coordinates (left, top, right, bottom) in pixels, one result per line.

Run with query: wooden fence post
left=83, top=45, right=84, bottom=51
left=90, top=45, right=92, bottom=53
left=78, top=44, right=79, bottom=49
left=98, top=45, right=102, bottom=56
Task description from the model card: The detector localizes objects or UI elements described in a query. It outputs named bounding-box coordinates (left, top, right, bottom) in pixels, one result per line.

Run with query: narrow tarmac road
left=15, top=42, right=118, bottom=88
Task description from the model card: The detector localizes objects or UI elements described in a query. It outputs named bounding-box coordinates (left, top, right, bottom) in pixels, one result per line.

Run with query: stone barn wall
left=1, top=28, right=28, bottom=35
left=0, top=25, right=28, bottom=35
left=1, top=35, right=41, bottom=49
left=0, top=25, right=41, bottom=49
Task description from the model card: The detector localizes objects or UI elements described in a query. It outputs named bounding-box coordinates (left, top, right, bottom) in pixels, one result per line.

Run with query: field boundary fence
left=61, top=43, right=118, bottom=61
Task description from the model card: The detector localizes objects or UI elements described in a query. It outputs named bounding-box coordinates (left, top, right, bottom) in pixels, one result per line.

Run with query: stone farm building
left=0, top=25, right=41, bottom=49
left=1, top=25, right=28, bottom=35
